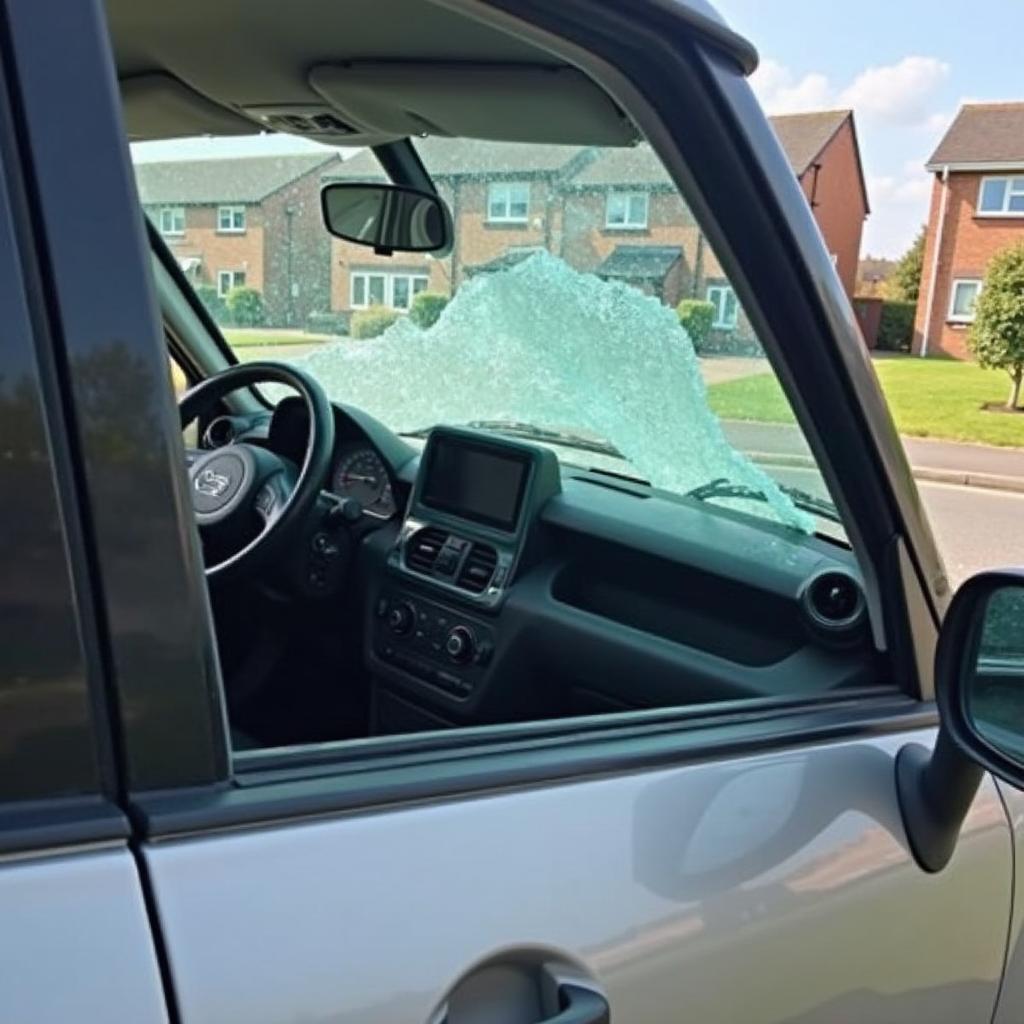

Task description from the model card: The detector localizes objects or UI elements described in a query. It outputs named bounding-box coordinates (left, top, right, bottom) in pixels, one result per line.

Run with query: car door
left=0, top=10, right=168, bottom=1018
left=25, top=1, right=1016, bottom=1023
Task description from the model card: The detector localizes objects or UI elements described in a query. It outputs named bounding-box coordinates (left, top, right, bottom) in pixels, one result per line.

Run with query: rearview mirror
left=320, top=183, right=452, bottom=256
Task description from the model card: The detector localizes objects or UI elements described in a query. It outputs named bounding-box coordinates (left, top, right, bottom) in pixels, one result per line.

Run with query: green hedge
left=226, top=287, right=265, bottom=327
left=677, top=299, right=715, bottom=349
left=195, top=283, right=228, bottom=325
left=351, top=307, right=401, bottom=339
left=409, top=292, right=449, bottom=329
left=877, top=301, right=915, bottom=352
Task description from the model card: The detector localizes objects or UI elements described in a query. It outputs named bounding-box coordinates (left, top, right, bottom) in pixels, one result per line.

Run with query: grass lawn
left=707, top=355, right=1024, bottom=448
left=222, top=328, right=333, bottom=348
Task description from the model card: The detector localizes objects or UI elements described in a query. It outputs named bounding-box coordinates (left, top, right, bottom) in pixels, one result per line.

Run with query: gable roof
left=134, top=152, right=341, bottom=204
left=769, top=110, right=851, bottom=175
left=327, top=110, right=868, bottom=210
left=927, top=103, right=1024, bottom=170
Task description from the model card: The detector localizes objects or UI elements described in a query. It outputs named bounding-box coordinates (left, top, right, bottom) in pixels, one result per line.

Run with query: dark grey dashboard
left=209, top=397, right=880, bottom=736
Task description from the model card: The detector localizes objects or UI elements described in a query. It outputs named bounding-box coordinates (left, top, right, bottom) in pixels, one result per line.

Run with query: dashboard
left=208, top=395, right=883, bottom=739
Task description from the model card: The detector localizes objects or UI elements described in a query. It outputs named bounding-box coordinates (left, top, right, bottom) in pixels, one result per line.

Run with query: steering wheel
left=179, top=362, right=335, bottom=582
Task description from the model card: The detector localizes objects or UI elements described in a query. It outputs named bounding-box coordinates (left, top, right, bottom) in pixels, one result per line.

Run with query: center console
left=368, top=427, right=560, bottom=722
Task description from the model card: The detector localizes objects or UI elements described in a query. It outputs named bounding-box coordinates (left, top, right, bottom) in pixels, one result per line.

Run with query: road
left=917, top=480, right=1024, bottom=588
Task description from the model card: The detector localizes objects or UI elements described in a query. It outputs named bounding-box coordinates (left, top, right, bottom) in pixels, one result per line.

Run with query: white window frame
left=948, top=278, right=982, bottom=323
left=158, top=206, right=185, bottom=236
left=217, top=204, right=246, bottom=233
left=350, top=271, right=430, bottom=310
left=486, top=182, right=530, bottom=224
left=977, top=176, right=1024, bottom=217
left=217, top=269, right=246, bottom=298
left=706, top=285, right=739, bottom=330
left=605, top=191, right=649, bottom=229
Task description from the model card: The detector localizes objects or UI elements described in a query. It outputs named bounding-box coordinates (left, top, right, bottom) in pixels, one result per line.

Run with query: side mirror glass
left=320, top=183, right=452, bottom=256
left=964, top=584, right=1024, bottom=763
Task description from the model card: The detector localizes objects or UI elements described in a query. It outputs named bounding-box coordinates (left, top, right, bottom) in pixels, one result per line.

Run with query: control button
left=387, top=601, right=415, bottom=636
left=474, top=639, right=494, bottom=666
left=375, top=596, right=390, bottom=619
left=312, top=532, right=340, bottom=558
left=444, top=625, right=475, bottom=664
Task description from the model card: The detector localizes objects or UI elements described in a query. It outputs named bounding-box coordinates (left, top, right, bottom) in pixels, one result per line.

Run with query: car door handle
left=440, top=983, right=609, bottom=1024
left=541, top=984, right=610, bottom=1024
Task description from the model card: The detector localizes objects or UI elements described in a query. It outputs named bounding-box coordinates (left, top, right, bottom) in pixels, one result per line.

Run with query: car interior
left=108, top=0, right=888, bottom=755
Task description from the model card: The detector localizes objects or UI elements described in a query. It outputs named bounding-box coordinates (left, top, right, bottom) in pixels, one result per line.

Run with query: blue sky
left=132, top=1, right=1024, bottom=259
left=717, top=0, right=1024, bottom=256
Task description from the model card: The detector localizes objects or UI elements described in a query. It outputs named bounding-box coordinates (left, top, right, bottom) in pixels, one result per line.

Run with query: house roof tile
left=134, top=152, right=341, bottom=205
left=927, top=103, right=1024, bottom=168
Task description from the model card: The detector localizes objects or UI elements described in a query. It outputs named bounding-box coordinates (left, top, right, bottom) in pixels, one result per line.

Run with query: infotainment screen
left=421, top=435, right=529, bottom=531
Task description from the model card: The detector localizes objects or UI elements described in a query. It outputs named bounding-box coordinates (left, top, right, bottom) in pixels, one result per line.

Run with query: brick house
left=135, top=152, right=341, bottom=327
left=913, top=103, right=1024, bottom=359
left=325, top=110, right=868, bottom=331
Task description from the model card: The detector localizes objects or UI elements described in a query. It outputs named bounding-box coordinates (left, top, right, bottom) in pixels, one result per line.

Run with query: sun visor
left=121, top=74, right=260, bottom=140
left=309, top=63, right=638, bottom=146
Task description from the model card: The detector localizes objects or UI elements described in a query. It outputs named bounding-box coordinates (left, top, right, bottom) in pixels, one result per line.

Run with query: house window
left=706, top=285, right=739, bottom=329
left=351, top=271, right=429, bottom=310
left=217, top=269, right=246, bottom=297
left=487, top=182, right=530, bottom=224
left=217, top=205, right=246, bottom=233
left=948, top=278, right=982, bottom=322
left=158, top=206, right=185, bottom=236
left=977, top=176, right=1024, bottom=216
left=606, top=192, right=649, bottom=229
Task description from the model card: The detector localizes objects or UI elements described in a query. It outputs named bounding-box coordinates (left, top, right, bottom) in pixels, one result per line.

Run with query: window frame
left=350, top=270, right=430, bottom=309
left=216, top=204, right=246, bottom=233
left=948, top=278, right=982, bottom=323
left=976, top=175, right=1024, bottom=217
left=605, top=190, right=649, bottom=229
left=217, top=269, right=246, bottom=297
left=486, top=181, right=531, bottom=224
left=706, top=283, right=739, bottom=329
left=158, top=204, right=185, bottom=236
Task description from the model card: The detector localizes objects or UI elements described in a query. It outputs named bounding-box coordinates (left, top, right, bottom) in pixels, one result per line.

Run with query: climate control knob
left=387, top=601, right=415, bottom=636
left=444, top=625, right=475, bottom=664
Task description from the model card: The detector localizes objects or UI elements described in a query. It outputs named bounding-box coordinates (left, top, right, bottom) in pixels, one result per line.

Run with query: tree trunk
left=1009, top=367, right=1024, bottom=411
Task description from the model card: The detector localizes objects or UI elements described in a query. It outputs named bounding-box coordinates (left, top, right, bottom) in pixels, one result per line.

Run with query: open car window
left=133, top=136, right=847, bottom=542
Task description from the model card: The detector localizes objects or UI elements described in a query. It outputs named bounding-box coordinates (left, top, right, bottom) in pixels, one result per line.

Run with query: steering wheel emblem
left=195, top=467, right=232, bottom=498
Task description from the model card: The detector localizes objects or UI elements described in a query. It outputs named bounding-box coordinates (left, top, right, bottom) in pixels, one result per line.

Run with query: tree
left=969, top=243, right=1024, bottom=410
left=885, top=226, right=925, bottom=302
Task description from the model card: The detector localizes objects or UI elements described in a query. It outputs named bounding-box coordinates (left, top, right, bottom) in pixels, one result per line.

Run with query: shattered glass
left=286, top=251, right=814, bottom=532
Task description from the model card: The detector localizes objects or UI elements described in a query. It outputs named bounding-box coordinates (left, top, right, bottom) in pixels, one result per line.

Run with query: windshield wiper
left=687, top=477, right=843, bottom=524
left=401, top=420, right=626, bottom=461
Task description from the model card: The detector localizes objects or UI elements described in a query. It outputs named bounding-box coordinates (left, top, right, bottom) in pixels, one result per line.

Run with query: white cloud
left=837, top=56, right=950, bottom=124
left=751, top=55, right=949, bottom=129
left=751, top=58, right=833, bottom=114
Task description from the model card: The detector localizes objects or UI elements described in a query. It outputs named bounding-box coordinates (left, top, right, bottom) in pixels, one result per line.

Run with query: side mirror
left=320, top=182, right=452, bottom=257
left=940, top=570, right=1024, bottom=783
left=897, top=568, right=1024, bottom=872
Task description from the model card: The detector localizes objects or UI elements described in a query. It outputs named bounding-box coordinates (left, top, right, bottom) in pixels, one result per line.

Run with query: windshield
left=133, top=136, right=846, bottom=540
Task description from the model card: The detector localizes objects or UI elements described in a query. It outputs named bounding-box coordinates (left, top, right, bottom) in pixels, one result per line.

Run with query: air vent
left=406, top=527, right=448, bottom=574
left=801, top=569, right=866, bottom=639
left=456, top=544, right=498, bottom=594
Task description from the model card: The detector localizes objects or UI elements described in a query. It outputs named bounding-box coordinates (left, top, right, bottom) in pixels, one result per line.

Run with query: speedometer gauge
left=331, top=448, right=396, bottom=519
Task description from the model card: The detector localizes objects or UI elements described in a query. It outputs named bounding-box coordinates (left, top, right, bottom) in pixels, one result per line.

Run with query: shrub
left=226, top=287, right=265, bottom=327
left=677, top=299, right=716, bottom=350
left=876, top=301, right=915, bottom=352
left=970, top=243, right=1024, bottom=409
left=885, top=226, right=925, bottom=303
left=351, top=307, right=401, bottom=339
left=409, top=291, right=449, bottom=329
left=194, top=283, right=228, bottom=324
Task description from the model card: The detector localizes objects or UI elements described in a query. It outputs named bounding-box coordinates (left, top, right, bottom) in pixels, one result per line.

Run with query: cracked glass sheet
left=287, top=251, right=812, bottom=532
